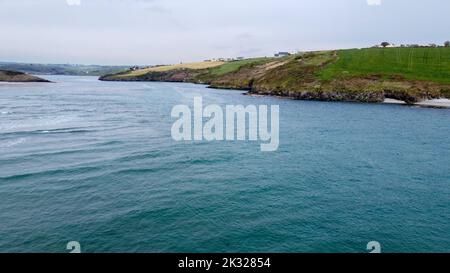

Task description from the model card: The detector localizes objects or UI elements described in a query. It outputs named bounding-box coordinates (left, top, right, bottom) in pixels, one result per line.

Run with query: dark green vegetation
left=0, top=70, right=50, bottom=82
left=0, top=62, right=130, bottom=76
left=100, top=47, right=450, bottom=104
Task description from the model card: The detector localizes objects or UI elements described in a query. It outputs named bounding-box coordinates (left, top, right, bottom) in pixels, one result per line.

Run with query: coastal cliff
left=0, top=70, right=50, bottom=82
left=100, top=48, right=450, bottom=104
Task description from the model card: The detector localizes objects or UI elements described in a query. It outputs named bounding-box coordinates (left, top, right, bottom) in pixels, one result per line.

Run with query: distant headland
left=0, top=70, right=50, bottom=83
left=100, top=43, right=450, bottom=106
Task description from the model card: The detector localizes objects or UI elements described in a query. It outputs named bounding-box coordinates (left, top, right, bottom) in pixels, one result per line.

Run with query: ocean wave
left=113, top=150, right=171, bottom=163
left=175, top=155, right=235, bottom=166
left=110, top=166, right=173, bottom=176
left=38, top=128, right=94, bottom=134
left=94, top=140, right=124, bottom=146
left=0, top=127, right=96, bottom=136
left=0, top=116, right=79, bottom=133
left=0, top=138, right=26, bottom=148
left=0, top=166, right=103, bottom=181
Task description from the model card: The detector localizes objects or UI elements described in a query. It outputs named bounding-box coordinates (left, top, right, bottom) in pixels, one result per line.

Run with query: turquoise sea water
left=0, top=76, right=449, bottom=253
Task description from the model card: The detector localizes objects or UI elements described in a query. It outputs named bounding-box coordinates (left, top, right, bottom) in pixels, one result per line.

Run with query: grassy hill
left=320, top=47, right=450, bottom=84
left=100, top=47, right=450, bottom=104
left=0, top=70, right=50, bottom=82
left=207, top=58, right=272, bottom=76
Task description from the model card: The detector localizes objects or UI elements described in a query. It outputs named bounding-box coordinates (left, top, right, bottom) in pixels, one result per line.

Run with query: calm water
left=0, top=76, right=449, bottom=253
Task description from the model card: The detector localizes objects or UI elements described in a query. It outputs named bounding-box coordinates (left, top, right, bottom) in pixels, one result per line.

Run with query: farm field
left=320, top=47, right=450, bottom=84
left=126, top=61, right=226, bottom=76
left=207, top=58, right=273, bottom=76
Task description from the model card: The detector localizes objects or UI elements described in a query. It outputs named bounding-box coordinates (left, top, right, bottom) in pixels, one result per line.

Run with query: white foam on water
left=0, top=138, right=26, bottom=148
left=0, top=115, right=78, bottom=133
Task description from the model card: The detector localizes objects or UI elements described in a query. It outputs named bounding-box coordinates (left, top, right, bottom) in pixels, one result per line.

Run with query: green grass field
left=320, top=47, right=450, bottom=84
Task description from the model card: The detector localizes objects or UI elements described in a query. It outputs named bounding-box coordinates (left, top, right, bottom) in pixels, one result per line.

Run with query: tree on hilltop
left=381, top=42, right=390, bottom=48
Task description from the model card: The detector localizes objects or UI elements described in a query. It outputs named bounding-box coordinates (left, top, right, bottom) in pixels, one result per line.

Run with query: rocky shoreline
left=99, top=50, right=450, bottom=106
left=101, top=70, right=450, bottom=107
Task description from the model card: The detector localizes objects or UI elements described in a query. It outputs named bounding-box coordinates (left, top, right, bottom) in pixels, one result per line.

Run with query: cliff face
left=0, top=70, right=50, bottom=82
left=99, top=50, right=450, bottom=104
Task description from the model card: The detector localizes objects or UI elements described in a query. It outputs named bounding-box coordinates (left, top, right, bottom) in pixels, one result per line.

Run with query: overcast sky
left=1, top=0, right=449, bottom=65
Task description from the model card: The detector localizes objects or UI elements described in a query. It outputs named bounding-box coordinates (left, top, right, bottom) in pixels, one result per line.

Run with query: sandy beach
left=415, top=99, right=450, bottom=108
left=383, top=98, right=450, bottom=108
left=383, top=98, right=407, bottom=105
